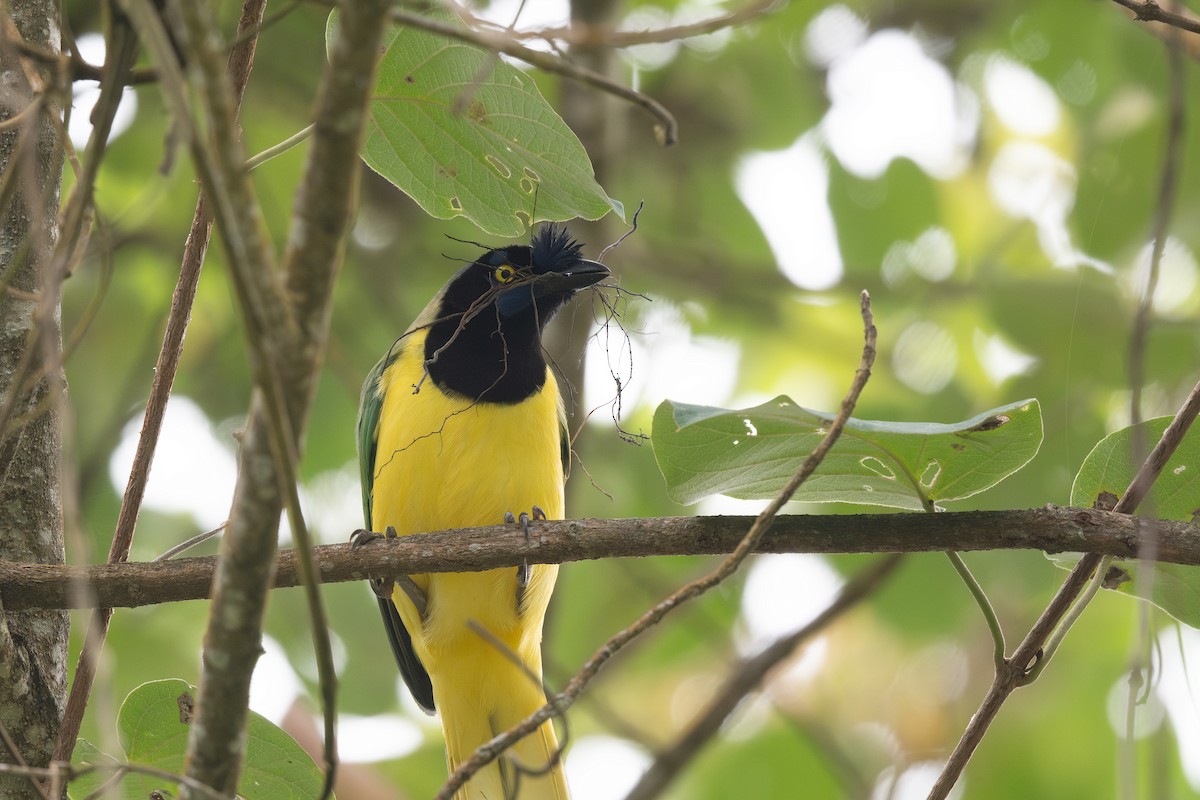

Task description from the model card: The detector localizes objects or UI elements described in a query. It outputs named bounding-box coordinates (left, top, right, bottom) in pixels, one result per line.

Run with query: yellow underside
left=371, top=330, right=568, bottom=800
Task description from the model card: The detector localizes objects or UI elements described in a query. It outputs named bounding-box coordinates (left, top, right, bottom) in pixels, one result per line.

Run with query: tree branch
left=0, top=506, right=1196, bottom=611
left=1111, top=0, right=1200, bottom=35
left=503, top=0, right=781, bottom=47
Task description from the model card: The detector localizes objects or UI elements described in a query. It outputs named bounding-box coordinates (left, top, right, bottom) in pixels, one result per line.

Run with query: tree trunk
left=0, top=4, right=69, bottom=798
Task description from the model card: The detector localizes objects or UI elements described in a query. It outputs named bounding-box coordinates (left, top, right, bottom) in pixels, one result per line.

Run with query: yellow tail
left=435, top=642, right=569, bottom=799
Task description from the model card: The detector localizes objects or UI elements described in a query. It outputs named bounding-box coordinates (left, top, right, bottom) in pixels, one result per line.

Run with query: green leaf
left=66, top=679, right=327, bottom=799
left=1070, top=416, right=1200, bottom=627
left=67, top=739, right=121, bottom=799
left=331, top=10, right=622, bottom=236
left=652, top=397, right=1042, bottom=509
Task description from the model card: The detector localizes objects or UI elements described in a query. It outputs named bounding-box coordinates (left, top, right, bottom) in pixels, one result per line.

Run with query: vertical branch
left=128, top=0, right=393, bottom=797
left=0, top=3, right=68, bottom=798
left=52, top=0, right=268, bottom=767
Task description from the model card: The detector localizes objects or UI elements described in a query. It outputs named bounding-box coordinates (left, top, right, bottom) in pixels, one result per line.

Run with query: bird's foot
left=504, top=506, right=546, bottom=588
left=350, top=527, right=428, bottom=617
left=350, top=527, right=395, bottom=599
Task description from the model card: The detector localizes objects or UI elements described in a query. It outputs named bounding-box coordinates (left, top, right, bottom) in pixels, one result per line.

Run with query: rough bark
left=0, top=4, right=68, bottom=798
left=0, top=506, right=1188, bottom=610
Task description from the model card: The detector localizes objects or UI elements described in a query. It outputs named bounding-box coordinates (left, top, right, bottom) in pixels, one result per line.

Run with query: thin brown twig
left=434, top=291, right=877, bottom=799
left=1111, top=0, right=1200, bottom=35
left=928, top=375, right=1200, bottom=799
left=496, top=0, right=782, bottom=47
left=624, top=553, right=904, bottom=800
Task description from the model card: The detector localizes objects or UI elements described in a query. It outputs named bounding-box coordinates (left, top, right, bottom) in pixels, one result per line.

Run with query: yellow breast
left=369, top=329, right=564, bottom=662
left=370, top=329, right=565, bottom=532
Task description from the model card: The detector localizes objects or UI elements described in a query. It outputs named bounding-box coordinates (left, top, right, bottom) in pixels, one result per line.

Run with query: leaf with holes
left=652, top=397, right=1042, bottom=509
left=329, top=11, right=623, bottom=236
left=1069, top=416, right=1200, bottom=628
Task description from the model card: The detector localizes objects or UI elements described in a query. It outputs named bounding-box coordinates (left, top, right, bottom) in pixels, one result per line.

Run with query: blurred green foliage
left=57, top=0, right=1200, bottom=798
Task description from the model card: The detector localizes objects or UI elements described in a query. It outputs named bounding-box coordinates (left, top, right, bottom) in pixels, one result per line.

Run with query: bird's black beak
left=528, top=259, right=610, bottom=295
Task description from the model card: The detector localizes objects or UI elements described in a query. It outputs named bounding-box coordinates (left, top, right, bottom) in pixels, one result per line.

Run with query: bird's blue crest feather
left=531, top=223, right=584, bottom=274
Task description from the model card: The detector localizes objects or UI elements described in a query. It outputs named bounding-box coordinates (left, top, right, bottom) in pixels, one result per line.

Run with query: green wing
left=356, top=348, right=437, bottom=714
left=356, top=353, right=391, bottom=527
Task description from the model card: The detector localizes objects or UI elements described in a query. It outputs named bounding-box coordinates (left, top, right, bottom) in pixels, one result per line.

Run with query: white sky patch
left=621, top=0, right=737, bottom=71
left=987, top=141, right=1112, bottom=273
left=70, top=33, right=138, bottom=150
left=822, top=30, right=976, bottom=180
left=892, top=321, right=958, bottom=394
left=736, top=133, right=843, bottom=290
left=738, top=554, right=843, bottom=656
left=299, top=464, right=364, bottom=544
left=566, top=736, right=653, bottom=800
left=336, top=713, right=423, bottom=763
left=584, top=301, right=739, bottom=426
left=673, top=0, right=735, bottom=55
left=909, top=227, right=957, bottom=281
left=984, top=54, right=1061, bottom=137
left=697, top=495, right=772, bottom=515
left=108, top=395, right=236, bottom=530
left=477, top=0, right=569, bottom=30
left=804, top=4, right=867, bottom=68
left=1096, top=86, right=1156, bottom=140
left=871, top=762, right=964, bottom=800
left=883, top=227, right=957, bottom=286
left=1157, top=625, right=1200, bottom=789
left=621, top=7, right=680, bottom=71
left=1126, top=236, right=1200, bottom=319
left=249, top=635, right=304, bottom=724
left=973, top=329, right=1039, bottom=386
left=1107, top=674, right=1166, bottom=740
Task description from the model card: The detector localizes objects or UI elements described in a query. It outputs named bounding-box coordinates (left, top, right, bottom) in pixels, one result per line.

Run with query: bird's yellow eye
left=493, top=265, right=517, bottom=284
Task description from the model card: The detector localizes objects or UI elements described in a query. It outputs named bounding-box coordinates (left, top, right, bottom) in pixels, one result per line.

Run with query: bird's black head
left=424, top=224, right=610, bottom=404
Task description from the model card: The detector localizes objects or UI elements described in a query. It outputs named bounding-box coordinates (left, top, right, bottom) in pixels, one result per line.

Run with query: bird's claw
left=506, top=505, right=547, bottom=589
left=350, top=527, right=426, bottom=614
